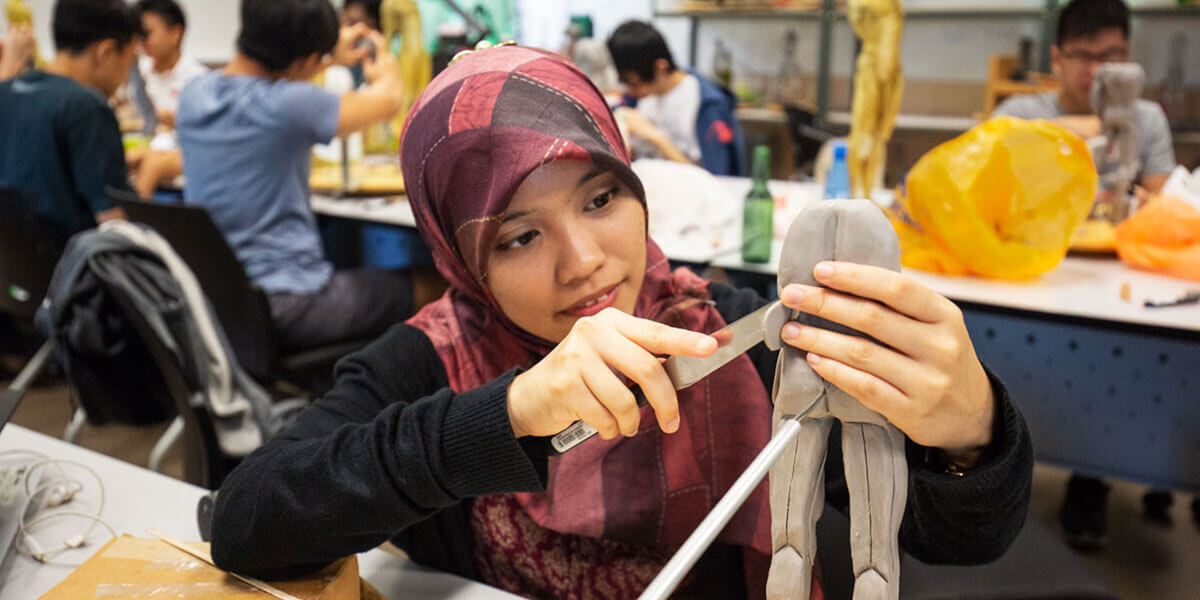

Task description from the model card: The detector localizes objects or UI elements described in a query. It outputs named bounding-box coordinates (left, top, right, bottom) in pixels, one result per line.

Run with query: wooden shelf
left=656, top=1, right=824, bottom=19
left=657, top=2, right=1200, bottom=19
left=1130, top=5, right=1200, bottom=16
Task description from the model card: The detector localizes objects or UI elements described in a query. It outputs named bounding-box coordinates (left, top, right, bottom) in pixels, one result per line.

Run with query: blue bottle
left=824, top=141, right=852, bottom=200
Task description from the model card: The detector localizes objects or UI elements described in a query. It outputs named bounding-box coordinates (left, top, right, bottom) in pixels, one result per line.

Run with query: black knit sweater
left=211, top=282, right=1033, bottom=584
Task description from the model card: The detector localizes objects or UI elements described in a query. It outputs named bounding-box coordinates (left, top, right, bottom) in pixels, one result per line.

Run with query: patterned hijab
left=401, top=46, right=771, bottom=559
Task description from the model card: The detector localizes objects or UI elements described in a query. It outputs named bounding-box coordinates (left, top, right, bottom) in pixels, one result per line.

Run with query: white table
left=312, top=194, right=415, bottom=228
left=0, top=425, right=518, bottom=599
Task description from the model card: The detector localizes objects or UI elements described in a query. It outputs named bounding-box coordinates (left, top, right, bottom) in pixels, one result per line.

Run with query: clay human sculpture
left=5, top=0, right=44, bottom=68
left=764, top=199, right=907, bottom=600
left=846, top=0, right=903, bottom=200
left=1090, top=62, right=1144, bottom=222
left=380, top=0, right=431, bottom=139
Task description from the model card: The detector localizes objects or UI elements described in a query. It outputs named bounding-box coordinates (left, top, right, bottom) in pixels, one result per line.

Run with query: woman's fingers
left=780, top=284, right=928, bottom=358
left=808, top=261, right=957, bottom=324
left=780, top=321, right=924, bottom=399
left=602, top=308, right=717, bottom=357
left=580, top=364, right=642, bottom=438
left=801, top=351, right=908, bottom=420
left=593, top=309, right=705, bottom=432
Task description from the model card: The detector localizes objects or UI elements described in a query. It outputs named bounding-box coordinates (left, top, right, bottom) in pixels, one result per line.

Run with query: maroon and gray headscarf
left=401, top=46, right=772, bottom=595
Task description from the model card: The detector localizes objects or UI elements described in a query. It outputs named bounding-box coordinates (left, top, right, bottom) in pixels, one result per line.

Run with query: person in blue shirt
left=606, top=20, right=745, bottom=177
left=177, top=0, right=442, bottom=352
left=0, top=0, right=141, bottom=238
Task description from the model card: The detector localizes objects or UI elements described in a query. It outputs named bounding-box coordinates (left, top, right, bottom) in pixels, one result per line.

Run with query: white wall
left=9, top=0, right=239, bottom=63
left=517, top=0, right=654, bottom=54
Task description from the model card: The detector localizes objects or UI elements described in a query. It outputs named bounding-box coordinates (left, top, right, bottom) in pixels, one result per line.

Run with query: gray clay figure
left=763, top=199, right=907, bottom=600
left=1090, top=62, right=1144, bottom=222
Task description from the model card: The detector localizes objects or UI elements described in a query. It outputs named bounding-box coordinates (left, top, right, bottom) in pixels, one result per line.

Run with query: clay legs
left=838, top=401, right=907, bottom=600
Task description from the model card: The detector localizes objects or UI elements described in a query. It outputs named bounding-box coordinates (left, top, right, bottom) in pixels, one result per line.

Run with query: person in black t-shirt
left=0, top=0, right=142, bottom=237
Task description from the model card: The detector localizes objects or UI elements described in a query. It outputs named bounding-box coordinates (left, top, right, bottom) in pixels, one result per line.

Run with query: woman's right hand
left=506, top=308, right=717, bottom=440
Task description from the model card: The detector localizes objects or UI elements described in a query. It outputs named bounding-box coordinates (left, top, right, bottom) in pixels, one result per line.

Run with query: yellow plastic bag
left=889, top=117, right=1097, bottom=279
left=1115, top=196, right=1200, bottom=282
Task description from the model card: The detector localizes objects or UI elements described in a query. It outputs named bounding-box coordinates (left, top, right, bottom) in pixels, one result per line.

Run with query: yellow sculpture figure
left=847, top=0, right=904, bottom=199
left=380, top=0, right=431, bottom=140
left=5, top=0, right=45, bottom=68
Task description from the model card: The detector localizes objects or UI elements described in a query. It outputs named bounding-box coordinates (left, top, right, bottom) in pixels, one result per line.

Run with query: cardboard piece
left=40, top=535, right=363, bottom=600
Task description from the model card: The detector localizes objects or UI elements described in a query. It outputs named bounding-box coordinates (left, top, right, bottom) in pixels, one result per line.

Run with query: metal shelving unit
left=655, top=0, right=1198, bottom=121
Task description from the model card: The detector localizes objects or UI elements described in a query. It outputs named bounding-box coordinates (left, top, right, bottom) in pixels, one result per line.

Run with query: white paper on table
left=1162, top=165, right=1200, bottom=211
left=633, top=159, right=740, bottom=256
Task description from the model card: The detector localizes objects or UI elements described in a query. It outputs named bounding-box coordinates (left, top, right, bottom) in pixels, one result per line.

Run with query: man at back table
left=993, top=0, right=1179, bottom=551
left=994, top=0, right=1175, bottom=194
left=177, top=0, right=441, bottom=352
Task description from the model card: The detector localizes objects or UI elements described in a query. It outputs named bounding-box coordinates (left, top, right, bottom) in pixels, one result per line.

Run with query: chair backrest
left=0, top=188, right=69, bottom=322
left=116, top=200, right=280, bottom=384
left=105, top=275, right=236, bottom=489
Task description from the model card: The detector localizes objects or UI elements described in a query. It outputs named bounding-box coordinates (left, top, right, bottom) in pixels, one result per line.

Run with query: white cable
left=13, top=457, right=112, bottom=566
left=14, top=510, right=118, bottom=565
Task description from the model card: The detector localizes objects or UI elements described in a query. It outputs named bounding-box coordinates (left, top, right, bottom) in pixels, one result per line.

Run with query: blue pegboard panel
left=961, top=305, right=1200, bottom=492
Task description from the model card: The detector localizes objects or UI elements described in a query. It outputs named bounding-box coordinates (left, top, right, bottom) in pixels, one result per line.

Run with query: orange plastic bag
left=1115, top=196, right=1200, bottom=281
left=889, top=117, right=1097, bottom=279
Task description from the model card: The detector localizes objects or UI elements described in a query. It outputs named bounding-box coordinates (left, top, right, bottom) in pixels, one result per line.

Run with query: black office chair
left=0, top=188, right=66, bottom=395
left=115, top=200, right=368, bottom=396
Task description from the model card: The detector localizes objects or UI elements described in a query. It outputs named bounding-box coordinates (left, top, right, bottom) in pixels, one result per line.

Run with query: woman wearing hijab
left=210, top=46, right=1032, bottom=599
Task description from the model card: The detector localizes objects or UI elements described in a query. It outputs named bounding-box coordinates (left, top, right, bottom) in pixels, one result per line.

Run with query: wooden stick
left=146, top=528, right=303, bottom=600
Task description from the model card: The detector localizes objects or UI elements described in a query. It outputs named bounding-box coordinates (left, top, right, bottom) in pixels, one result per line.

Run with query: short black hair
left=236, top=0, right=339, bottom=72
left=343, top=0, right=382, bottom=27
left=53, top=0, right=143, bottom=54
left=137, top=0, right=187, bottom=30
left=1056, top=0, right=1129, bottom=46
left=606, top=20, right=677, bottom=82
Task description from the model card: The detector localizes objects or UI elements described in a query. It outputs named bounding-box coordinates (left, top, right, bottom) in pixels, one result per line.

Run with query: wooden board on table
left=311, top=162, right=406, bottom=196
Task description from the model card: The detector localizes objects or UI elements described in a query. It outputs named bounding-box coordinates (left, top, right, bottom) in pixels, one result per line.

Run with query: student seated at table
left=0, top=0, right=139, bottom=237
left=993, top=0, right=1175, bottom=194
left=210, top=46, right=1033, bottom=598
left=177, top=0, right=441, bottom=352
left=125, top=0, right=207, bottom=200
left=993, top=0, right=1179, bottom=550
left=606, top=20, right=745, bottom=177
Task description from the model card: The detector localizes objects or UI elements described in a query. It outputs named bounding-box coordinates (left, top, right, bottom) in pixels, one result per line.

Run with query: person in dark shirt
left=211, top=46, right=1032, bottom=598
left=0, top=0, right=142, bottom=237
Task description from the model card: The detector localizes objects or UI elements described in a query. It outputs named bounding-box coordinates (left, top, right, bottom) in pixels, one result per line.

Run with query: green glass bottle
left=741, top=145, right=773, bottom=263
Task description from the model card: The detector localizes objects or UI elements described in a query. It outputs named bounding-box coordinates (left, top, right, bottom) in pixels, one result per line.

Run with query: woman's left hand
left=778, top=261, right=995, bottom=461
